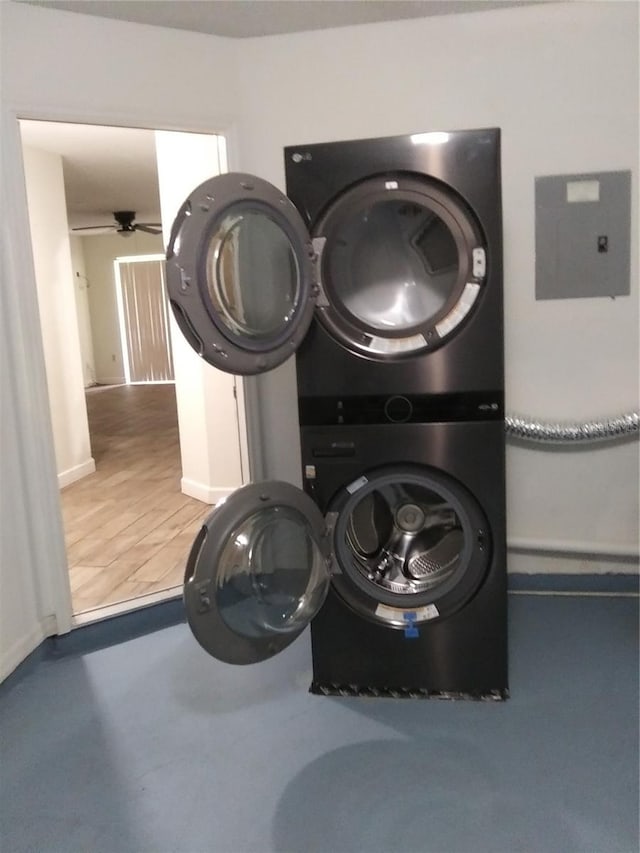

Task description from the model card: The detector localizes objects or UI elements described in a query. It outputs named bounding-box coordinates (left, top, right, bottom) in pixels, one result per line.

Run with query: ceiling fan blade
left=135, top=224, right=163, bottom=235
left=71, top=225, right=116, bottom=234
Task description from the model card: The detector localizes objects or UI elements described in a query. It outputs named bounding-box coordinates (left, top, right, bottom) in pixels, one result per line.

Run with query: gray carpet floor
left=1, top=594, right=638, bottom=853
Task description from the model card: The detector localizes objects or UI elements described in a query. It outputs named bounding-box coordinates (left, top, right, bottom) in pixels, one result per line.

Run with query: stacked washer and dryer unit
left=287, top=130, right=507, bottom=698
left=168, top=128, right=508, bottom=700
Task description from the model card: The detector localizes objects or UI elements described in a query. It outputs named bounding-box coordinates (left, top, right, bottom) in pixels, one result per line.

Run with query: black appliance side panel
left=286, top=131, right=507, bottom=695
left=309, top=560, right=507, bottom=696
left=300, top=421, right=505, bottom=524
left=284, top=129, right=502, bottom=230
left=285, top=129, right=503, bottom=398
left=295, top=310, right=503, bottom=397
left=302, top=421, right=508, bottom=695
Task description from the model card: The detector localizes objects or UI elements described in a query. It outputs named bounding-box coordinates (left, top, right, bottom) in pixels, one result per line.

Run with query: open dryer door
left=184, top=481, right=332, bottom=664
left=166, top=173, right=317, bottom=375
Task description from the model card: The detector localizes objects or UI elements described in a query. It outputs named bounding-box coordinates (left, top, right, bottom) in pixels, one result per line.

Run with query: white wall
left=81, top=230, right=164, bottom=384
left=0, top=0, right=240, bottom=680
left=234, top=0, right=639, bottom=573
left=155, top=130, right=245, bottom=503
left=68, top=236, right=96, bottom=387
left=22, top=146, right=95, bottom=488
left=0, top=244, right=60, bottom=677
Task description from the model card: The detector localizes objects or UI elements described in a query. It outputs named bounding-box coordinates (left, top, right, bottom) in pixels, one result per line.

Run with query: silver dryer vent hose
left=505, top=411, right=639, bottom=444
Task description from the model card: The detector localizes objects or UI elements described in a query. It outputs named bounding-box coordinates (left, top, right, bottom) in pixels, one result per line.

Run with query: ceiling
left=20, top=120, right=163, bottom=231
left=19, top=0, right=539, bottom=40
left=18, top=1, right=542, bottom=232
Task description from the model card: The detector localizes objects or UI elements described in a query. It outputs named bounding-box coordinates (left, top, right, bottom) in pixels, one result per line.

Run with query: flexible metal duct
left=505, top=411, right=639, bottom=444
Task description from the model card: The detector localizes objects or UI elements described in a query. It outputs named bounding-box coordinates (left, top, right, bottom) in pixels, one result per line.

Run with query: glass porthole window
left=203, top=205, right=300, bottom=342
left=183, top=482, right=331, bottom=664
left=165, top=173, right=316, bottom=375
left=215, top=505, right=328, bottom=639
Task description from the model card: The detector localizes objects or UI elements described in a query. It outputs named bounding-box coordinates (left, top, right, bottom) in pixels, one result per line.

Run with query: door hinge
left=311, top=237, right=329, bottom=307
left=324, top=511, right=341, bottom=575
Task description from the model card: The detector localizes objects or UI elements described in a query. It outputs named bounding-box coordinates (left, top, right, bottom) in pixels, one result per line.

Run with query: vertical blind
left=117, top=259, right=174, bottom=383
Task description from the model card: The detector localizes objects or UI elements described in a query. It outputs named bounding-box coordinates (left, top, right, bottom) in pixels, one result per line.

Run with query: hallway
left=60, top=384, right=211, bottom=614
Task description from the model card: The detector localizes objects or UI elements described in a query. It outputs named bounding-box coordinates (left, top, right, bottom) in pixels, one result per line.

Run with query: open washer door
left=184, top=481, right=332, bottom=664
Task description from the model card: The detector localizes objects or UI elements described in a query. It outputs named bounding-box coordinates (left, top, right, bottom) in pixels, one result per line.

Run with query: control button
left=384, top=395, right=413, bottom=423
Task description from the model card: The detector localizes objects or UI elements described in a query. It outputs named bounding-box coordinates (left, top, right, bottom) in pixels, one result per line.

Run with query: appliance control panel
left=298, top=392, right=504, bottom=426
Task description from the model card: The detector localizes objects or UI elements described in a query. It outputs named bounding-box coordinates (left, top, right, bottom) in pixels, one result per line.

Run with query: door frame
left=3, top=105, right=257, bottom=640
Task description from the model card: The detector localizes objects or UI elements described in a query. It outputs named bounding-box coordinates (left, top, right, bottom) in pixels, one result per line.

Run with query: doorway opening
left=19, top=119, right=248, bottom=623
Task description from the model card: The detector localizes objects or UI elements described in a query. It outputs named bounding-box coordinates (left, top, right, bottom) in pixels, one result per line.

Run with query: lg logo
left=291, top=152, right=313, bottom=163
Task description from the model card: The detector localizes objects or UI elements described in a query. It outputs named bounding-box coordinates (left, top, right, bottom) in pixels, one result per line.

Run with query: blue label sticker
left=403, top=611, right=419, bottom=639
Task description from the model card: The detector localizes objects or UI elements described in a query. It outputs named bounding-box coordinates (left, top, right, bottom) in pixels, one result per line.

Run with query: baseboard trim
left=0, top=596, right=186, bottom=694
left=508, top=538, right=638, bottom=560
left=93, top=375, right=126, bottom=386
left=508, top=572, right=639, bottom=594
left=180, top=478, right=236, bottom=505
left=57, top=458, right=96, bottom=488
left=50, top=595, right=186, bottom=658
left=0, top=622, right=50, bottom=684
left=3, top=575, right=637, bottom=694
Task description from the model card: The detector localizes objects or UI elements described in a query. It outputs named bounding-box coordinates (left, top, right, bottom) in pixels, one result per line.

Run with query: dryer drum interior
left=329, top=467, right=492, bottom=628
left=314, top=175, right=487, bottom=357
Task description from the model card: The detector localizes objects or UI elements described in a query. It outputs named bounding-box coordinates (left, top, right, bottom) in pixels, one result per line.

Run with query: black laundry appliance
left=300, top=420, right=505, bottom=698
left=286, top=130, right=503, bottom=400
left=165, top=128, right=508, bottom=699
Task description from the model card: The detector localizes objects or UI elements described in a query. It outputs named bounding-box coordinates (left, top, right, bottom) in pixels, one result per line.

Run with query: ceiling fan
left=71, top=210, right=162, bottom=237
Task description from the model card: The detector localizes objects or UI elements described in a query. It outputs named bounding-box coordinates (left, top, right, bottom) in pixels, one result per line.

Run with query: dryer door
left=313, top=175, right=487, bottom=358
left=166, top=173, right=316, bottom=375
left=183, top=481, right=331, bottom=664
left=328, top=465, right=491, bottom=629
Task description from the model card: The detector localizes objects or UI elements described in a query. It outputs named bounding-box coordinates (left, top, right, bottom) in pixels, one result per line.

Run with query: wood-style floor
left=60, top=384, right=212, bottom=615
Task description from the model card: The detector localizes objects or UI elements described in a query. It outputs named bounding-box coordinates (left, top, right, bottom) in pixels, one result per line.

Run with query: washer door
left=328, top=465, right=491, bottom=628
left=166, top=173, right=316, bottom=375
left=184, top=482, right=331, bottom=664
left=313, top=174, right=487, bottom=358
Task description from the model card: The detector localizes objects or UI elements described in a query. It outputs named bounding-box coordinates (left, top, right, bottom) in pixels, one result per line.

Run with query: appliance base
left=310, top=682, right=509, bottom=701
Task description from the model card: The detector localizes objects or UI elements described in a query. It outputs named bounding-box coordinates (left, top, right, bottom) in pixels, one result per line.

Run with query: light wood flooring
left=60, top=383, right=212, bottom=615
